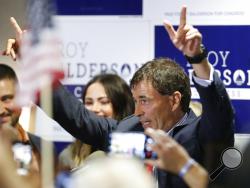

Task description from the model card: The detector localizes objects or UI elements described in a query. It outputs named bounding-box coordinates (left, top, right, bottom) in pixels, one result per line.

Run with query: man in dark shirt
left=0, top=63, right=41, bottom=173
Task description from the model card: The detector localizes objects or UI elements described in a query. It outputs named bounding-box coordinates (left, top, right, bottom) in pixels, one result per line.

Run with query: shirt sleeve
left=192, top=64, right=214, bottom=87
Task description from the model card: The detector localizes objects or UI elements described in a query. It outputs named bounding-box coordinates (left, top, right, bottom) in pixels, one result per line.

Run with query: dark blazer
left=52, top=72, right=234, bottom=188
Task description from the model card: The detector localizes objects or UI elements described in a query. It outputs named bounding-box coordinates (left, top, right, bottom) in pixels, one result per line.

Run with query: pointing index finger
left=179, top=6, right=187, bottom=28
left=10, top=17, right=22, bottom=36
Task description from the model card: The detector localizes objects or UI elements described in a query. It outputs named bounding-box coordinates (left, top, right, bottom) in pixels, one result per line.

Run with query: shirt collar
left=167, top=113, right=188, bottom=136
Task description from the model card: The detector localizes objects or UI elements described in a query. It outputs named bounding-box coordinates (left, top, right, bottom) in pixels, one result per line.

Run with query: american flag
left=16, top=0, right=64, bottom=106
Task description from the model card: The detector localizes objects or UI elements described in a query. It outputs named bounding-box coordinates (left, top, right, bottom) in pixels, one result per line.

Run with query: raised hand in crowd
left=164, top=6, right=201, bottom=57
left=145, top=128, right=208, bottom=188
left=2, top=17, right=24, bottom=61
left=164, top=6, right=210, bottom=79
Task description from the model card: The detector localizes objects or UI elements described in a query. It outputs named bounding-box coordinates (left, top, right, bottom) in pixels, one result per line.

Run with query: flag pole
left=19, top=0, right=63, bottom=186
left=41, top=82, right=54, bottom=188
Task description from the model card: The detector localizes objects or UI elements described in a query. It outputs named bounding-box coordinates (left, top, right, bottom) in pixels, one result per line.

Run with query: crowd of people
left=2, top=4, right=248, bottom=188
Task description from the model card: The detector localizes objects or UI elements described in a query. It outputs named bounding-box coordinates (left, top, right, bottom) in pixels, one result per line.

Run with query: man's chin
left=0, top=122, right=11, bottom=128
left=0, top=119, right=13, bottom=128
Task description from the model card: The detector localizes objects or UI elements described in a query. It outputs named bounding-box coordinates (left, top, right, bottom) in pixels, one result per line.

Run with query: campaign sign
left=143, top=0, right=250, bottom=25
left=65, top=84, right=84, bottom=101
left=155, top=25, right=250, bottom=133
left=55, top=0, right=142, bottom=15
left=56, top=18, right=151, bottom=85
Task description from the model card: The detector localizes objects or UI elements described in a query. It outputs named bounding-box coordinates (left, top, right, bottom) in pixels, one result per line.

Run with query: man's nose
left=134, top=104, right=144, bottom=117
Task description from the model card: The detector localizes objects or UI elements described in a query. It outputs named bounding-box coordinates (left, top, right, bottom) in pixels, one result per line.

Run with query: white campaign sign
left=143, top=0, right=250, bottom=25
left=55, top=17, right=153, bottom=84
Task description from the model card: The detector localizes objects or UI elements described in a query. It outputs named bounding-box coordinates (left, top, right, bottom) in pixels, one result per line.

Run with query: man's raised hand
left=163, top=6, right=202, bottom=57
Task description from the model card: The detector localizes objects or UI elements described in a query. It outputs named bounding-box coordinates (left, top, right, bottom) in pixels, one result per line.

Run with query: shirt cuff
left=193, top=64, right=214, bottom=87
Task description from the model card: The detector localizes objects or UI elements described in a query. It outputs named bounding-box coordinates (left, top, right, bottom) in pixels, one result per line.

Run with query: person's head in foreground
left=71, top=156, right=155, bottom=188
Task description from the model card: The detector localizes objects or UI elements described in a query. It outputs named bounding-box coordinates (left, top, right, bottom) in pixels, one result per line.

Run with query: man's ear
left=171, top=91, right=182, bottom=112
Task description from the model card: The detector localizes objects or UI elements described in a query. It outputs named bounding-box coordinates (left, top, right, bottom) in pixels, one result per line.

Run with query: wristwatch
left=185, top=44, right=208, bottom=64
